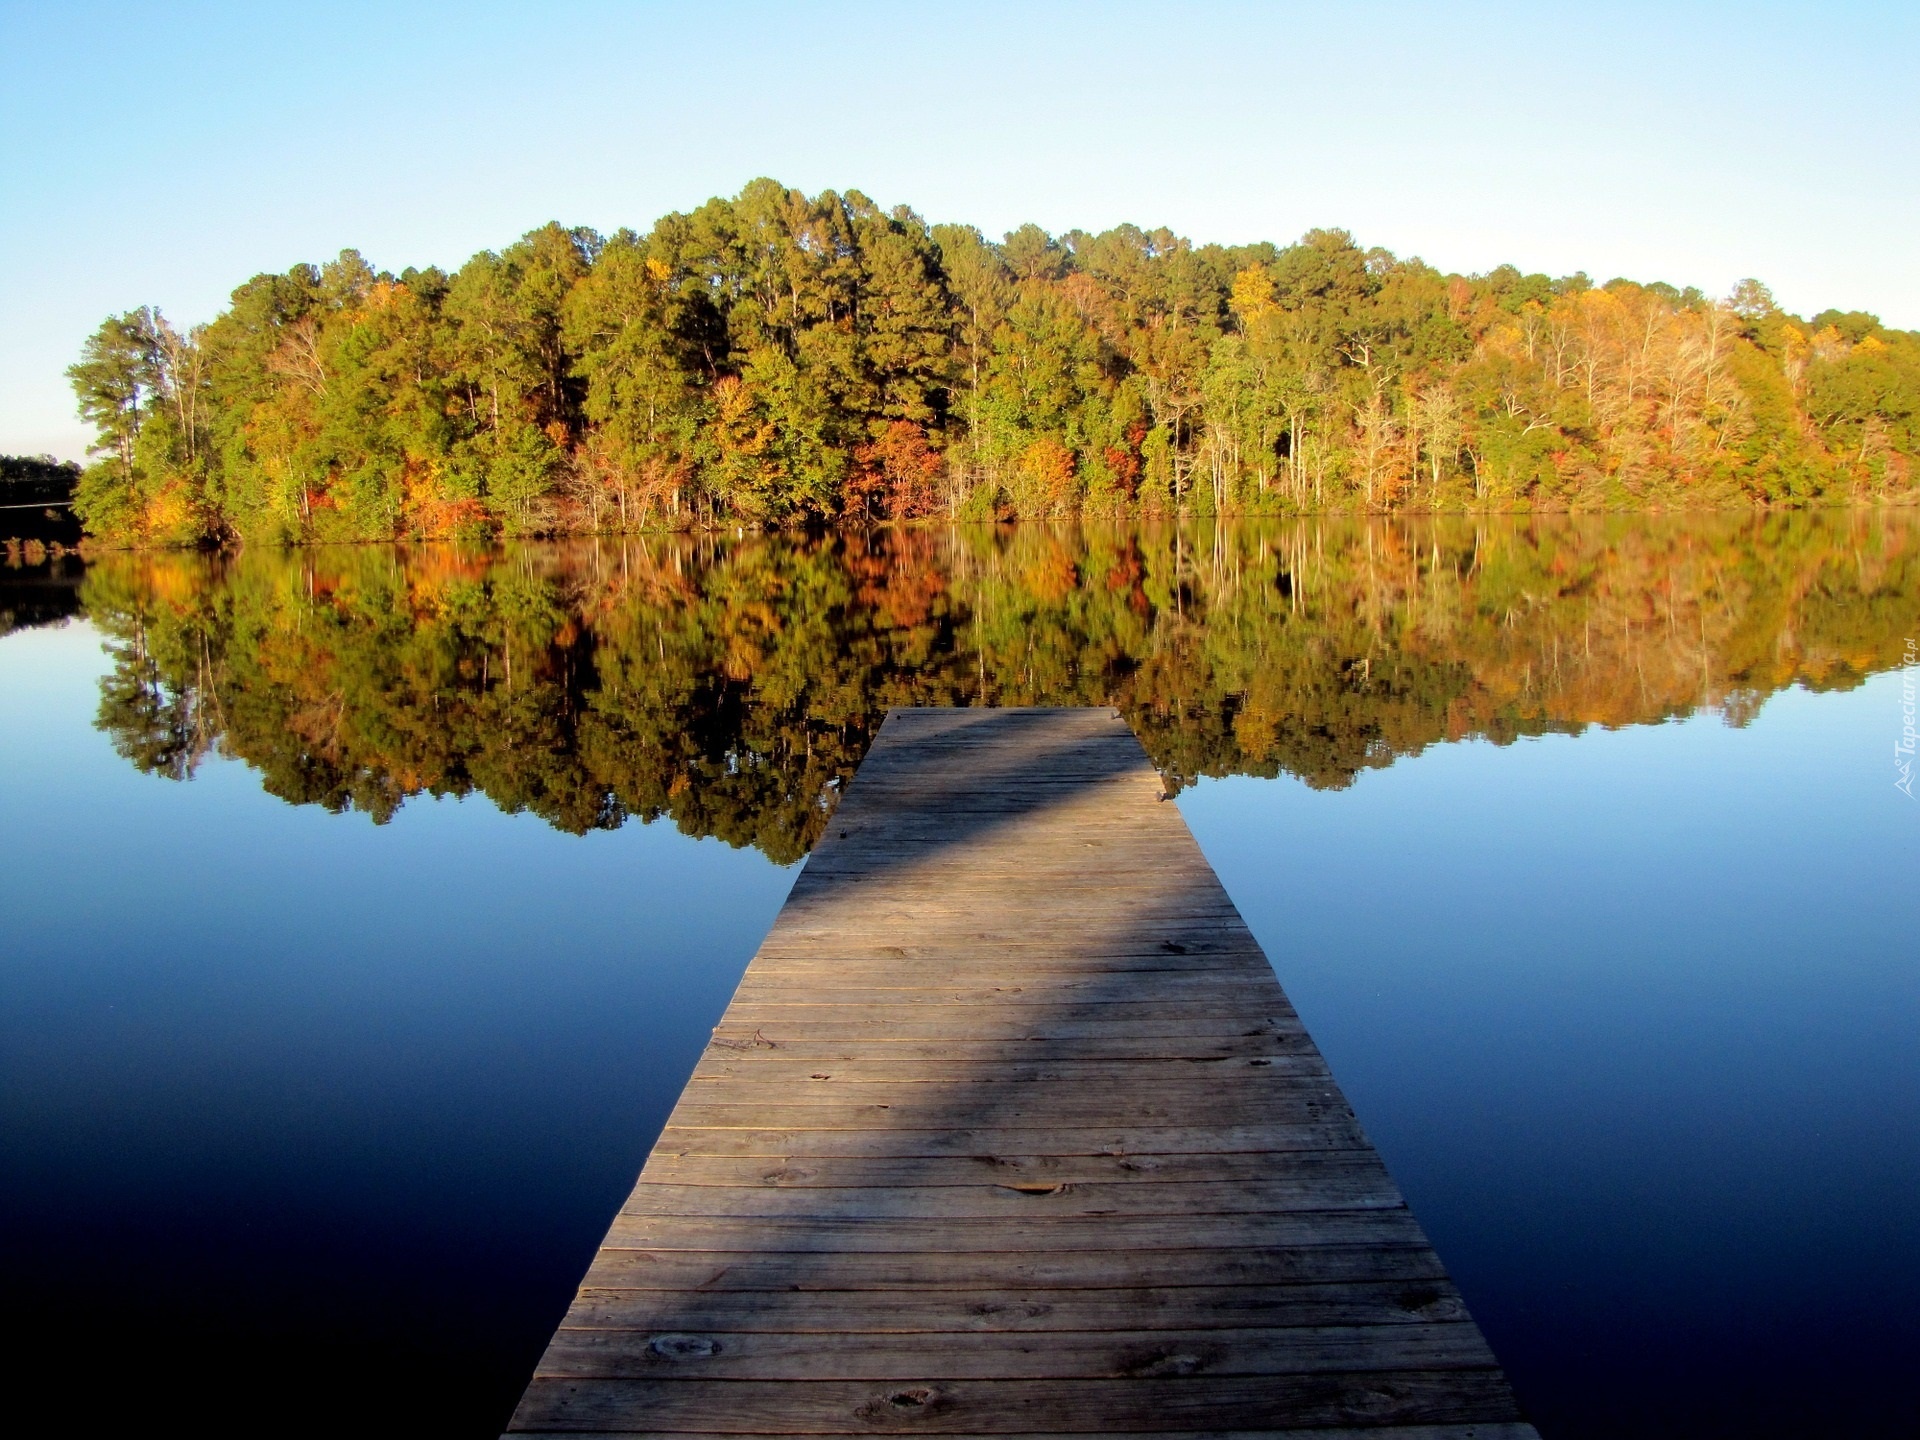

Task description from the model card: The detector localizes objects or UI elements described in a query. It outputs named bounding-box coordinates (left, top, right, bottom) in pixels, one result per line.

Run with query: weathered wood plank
left=687, top=1055, right=1329, bottom=1084
left=675, top=1071, right=1345, bottom=1103
left=699, top=1015, right=1308, bottom=1042
left=504, top=709, right=1534, bottom=1437
left=507, top=1428, right=1542, bottom=1440
left=709, top=1006, right=1308, bottom=1032
left=650, top=1119, right=1378, bottom=1159
left=634, top=1149, right=1387, bottom=1189
left=533, top=1323, right=1500, bottom=1380
left=508, top=1428, right=1542, bottom=1440
left=727, top=978, right=1291, bottom=1005
left=695, top=1044, right=1320, bottom=1067
left=511, top=1370, right=1527, bottom=1432
left=660, top=1089, right=1357, bottom=1130
left=560, top=1281, right=1474, bottom=1333
left=600, top=1211, right=1429, bottom=1255
left=577, top=1244, right=1455, bottom=1293
left=616, top=1174, right=1406, bottom=1221
left=750, top=937, right=1272, bottom=957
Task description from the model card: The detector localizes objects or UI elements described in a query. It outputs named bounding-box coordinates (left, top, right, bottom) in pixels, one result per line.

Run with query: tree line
left=2, top=454, right=80, bottom=504
left=1, top=454, right=82, bottom=548
left=77, top=512, right=1920, bottom=858
left=66, top=179, right=1920, bottom=545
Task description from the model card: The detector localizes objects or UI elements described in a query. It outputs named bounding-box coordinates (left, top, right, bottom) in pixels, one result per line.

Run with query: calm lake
left=3, top=513, right=1916, bottom=1438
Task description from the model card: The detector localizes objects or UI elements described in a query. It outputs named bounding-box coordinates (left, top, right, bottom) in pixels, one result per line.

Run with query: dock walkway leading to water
left=507, top=707, right=1536, bottom=1438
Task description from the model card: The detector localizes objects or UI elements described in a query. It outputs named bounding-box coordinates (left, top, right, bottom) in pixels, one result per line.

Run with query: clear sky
left=3, top=0, right=1914, bottom=463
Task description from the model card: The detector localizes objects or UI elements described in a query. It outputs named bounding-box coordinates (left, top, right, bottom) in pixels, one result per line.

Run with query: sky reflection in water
left=1, top=514, right=1916, bottom=1438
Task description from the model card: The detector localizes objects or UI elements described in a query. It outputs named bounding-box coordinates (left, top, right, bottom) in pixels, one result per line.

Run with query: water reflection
left=7, top=511, right=1917, bottom=1439
left=0, top=552, right=84, bottom=635
left=77, top=511, right=1920, bottom=856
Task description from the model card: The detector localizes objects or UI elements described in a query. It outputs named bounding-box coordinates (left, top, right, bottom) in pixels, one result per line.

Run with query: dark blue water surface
left=1, top=619, right=798, bottom=1434
left=1183, top=687, right=1920, bottom=1437
left=2, top=521, right=1916, bottom=1437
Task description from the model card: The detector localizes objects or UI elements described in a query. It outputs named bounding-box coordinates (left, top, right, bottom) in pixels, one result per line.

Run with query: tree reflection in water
left=80, top=511, right=1920, bottom=863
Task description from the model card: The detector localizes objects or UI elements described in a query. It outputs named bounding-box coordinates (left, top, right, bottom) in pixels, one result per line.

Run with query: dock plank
left=560, top=1281, right=1476, bottom=1333
left=512, top=1371, right=1525, bottom=1432
left=504, top=708, right=1535, bottom=1437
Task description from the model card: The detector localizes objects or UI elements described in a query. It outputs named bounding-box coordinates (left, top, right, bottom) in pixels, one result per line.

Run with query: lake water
left=2, top=514, right=1916, bottom=1438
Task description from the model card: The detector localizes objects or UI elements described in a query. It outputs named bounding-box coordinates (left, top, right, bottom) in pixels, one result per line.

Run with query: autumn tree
left=64, top=181, right=1920, bottom=544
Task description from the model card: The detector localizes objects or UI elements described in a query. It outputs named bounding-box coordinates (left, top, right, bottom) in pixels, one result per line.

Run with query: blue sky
left=3, top=0, right=1914, bottom=462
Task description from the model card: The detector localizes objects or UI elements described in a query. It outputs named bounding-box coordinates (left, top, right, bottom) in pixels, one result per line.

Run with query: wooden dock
left=506, top=707, right=1536, bottom=1438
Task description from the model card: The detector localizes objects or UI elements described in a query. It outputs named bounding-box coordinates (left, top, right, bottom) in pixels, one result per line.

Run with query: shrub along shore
left=65, top=179, right=1920, bottom=546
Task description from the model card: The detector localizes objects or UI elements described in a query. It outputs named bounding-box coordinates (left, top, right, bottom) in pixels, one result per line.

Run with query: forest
left=71, top=512, right=1920, bottom=861
left=65, top=179, right=1920, bottom=546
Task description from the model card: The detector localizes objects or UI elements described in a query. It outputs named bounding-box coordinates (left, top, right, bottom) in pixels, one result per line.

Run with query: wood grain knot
left=646, top=1333, right=720, bottom=1362
left=856, top=1385, right=950, bottom=1421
